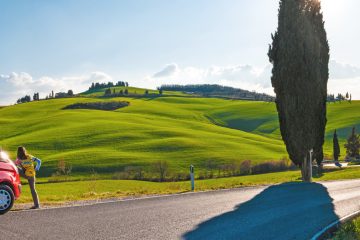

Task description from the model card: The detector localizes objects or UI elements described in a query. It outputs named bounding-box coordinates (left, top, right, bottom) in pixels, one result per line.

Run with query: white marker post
left=309, top=149, right=313, bottom=182
left=190, top=165, right=194, bottom=191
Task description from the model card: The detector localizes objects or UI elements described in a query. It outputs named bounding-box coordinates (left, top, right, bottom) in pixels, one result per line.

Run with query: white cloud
left=1, top=72, right=34, bottom=86
left=86, top=71, right=113, bottom=84
left=328, top=77, right=360, bottom=98
left=147, top=60, right=360, bottom=99
left=329, top=60, right=360, bottom=79
left=152, top=63, right=179, bottom=78
left=0, top=71, right=113, bottom=105
left=328, top=60, right=360, bottom=98
left=147, top=63, right=274, bottom=95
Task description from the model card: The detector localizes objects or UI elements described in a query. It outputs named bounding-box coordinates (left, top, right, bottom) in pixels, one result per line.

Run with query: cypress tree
left=333, top=130, right=340, bottom=161
left=104, top=88, right=111, bottom=95
left=268, top=0, right=329, bottom=181
left=344, top=127, right=360, bottom=159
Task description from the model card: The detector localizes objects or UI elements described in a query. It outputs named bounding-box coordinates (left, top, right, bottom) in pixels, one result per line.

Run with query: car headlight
left=0, top=151, right=10, bottom=162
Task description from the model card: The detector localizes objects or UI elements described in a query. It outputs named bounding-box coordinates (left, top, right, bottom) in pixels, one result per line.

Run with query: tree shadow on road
left=182, top=182, right=338, bottom=240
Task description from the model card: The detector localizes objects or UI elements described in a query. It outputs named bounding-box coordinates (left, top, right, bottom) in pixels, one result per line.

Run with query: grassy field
left=331, top=216, right=360, bottom=239
left=0, top=88, right=360, bottom=179
left=16, top=167, right=360, bottom=205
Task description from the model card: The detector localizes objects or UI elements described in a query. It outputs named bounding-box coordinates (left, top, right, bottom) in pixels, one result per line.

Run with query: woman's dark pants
left=19, top=169, right=40, bottom=208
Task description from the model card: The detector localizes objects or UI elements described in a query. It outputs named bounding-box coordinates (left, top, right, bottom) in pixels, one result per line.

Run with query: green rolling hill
left=0, top=87, right=359, bottom=179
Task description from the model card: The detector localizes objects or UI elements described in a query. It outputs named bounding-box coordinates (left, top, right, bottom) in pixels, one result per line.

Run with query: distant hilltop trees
left=104, top=88, right=129, bottom=97
left=54, top=90, right=74, bottom=98
left=103, top=87, right=161, bottom=97
left=45, top=89, right=74, bottom=100
left=327, top=92, right=352, bottom=103
left=89, top=81, right=129, bottom=90
left=16, top=89, right=74, bottom=104
left=17, top=95, right=32, bottom=104
left=159, top=84, right=275, bottom=101
left=33, top=93, right=40, bottom=101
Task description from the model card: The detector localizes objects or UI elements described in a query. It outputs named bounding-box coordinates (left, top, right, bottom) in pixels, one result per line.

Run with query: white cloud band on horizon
left=1, top=59, right=359, bottom=105
left=0, top=71, right=112, bottom=105
left=147, top=60, right=360, bottom=99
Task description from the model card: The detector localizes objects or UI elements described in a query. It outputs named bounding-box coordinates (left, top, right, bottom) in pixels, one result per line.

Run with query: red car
left=0, top=151, right=21, bottom=214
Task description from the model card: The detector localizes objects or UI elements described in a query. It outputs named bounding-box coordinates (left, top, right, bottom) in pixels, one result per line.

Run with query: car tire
left=0, top=185, right=15, bottom=215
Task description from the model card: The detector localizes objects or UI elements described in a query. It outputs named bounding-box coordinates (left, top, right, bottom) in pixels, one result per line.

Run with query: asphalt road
left=1, top=180, right=360, bottom=240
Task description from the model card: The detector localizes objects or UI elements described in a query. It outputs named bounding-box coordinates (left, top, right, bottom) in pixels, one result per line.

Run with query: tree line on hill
left=158, top=84, right=275, bottom=101
left=16, top=89, right=74, bottom=104
left=17, top=95, right=32, bottom=104
left=327, top=92, right=352, bottom=103
left=87, top=81, right=163, bottom=97
left=104, top=88, right=129, bottom=96
left=103, top=87, right=163, bottom=97
left=89, top=81, right=129, bottom=91
left=110, top=157, right=296, bottom=182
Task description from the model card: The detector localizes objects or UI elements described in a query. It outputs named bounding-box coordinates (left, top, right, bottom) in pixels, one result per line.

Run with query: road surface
left=1, top=179, right=360, bottom=240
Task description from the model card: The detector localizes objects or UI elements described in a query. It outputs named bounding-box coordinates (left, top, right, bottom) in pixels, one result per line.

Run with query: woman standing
left=15, top=146, right=41, bottom=209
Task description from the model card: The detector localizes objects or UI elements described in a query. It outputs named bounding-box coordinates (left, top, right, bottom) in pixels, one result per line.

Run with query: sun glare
left=321, top=0, right=344, bottom=17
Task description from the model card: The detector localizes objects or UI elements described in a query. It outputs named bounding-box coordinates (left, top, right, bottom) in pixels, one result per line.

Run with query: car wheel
left=0, top=185, right=15, bottom=215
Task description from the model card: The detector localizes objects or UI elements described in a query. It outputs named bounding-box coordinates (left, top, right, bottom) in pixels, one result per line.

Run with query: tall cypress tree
left=268, top=0, right=329, bottom=181
left=333, top=130, right=340, bottom=161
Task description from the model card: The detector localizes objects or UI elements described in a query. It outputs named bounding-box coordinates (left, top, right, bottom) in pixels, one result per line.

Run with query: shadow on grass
left=312, top=168, right=345, bottom=179
left=182, top=182, right=338, bottom=240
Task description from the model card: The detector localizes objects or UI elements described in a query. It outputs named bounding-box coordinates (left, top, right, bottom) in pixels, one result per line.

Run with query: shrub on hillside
left=63, top=101, right=129, bottom=111
left=50, top=159, right=72, bottom=182
left=112, top=171, right=130, bottom=180
left=112, top=166, right=144, bottom=180
left=204, top=159, right=217, bottom=178
left=125, top=166, right=144, bottom=180
left=344, top=127, right=360, bottom=159
left=153, top=160, right=169, bottom=182
left=217, top=162, right=239, bottom=177
left=169, top=172, right=190, bottom=181
left=251, top=159, right=294, bottom=175
left=240, top=160, right=252, bottom=175
left=56, top=159, right=72, bottom=176
left=198, top=170, right=215, bottom=180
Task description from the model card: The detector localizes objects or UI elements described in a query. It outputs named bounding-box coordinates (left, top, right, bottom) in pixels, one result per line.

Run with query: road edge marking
left=311, top=209, right=360, bottom=240
left=10, top=184, right=271, bottom=213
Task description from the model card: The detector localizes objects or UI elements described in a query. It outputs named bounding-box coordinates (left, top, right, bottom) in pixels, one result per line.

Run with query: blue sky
left=1, top=0, right=360, bottom=104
